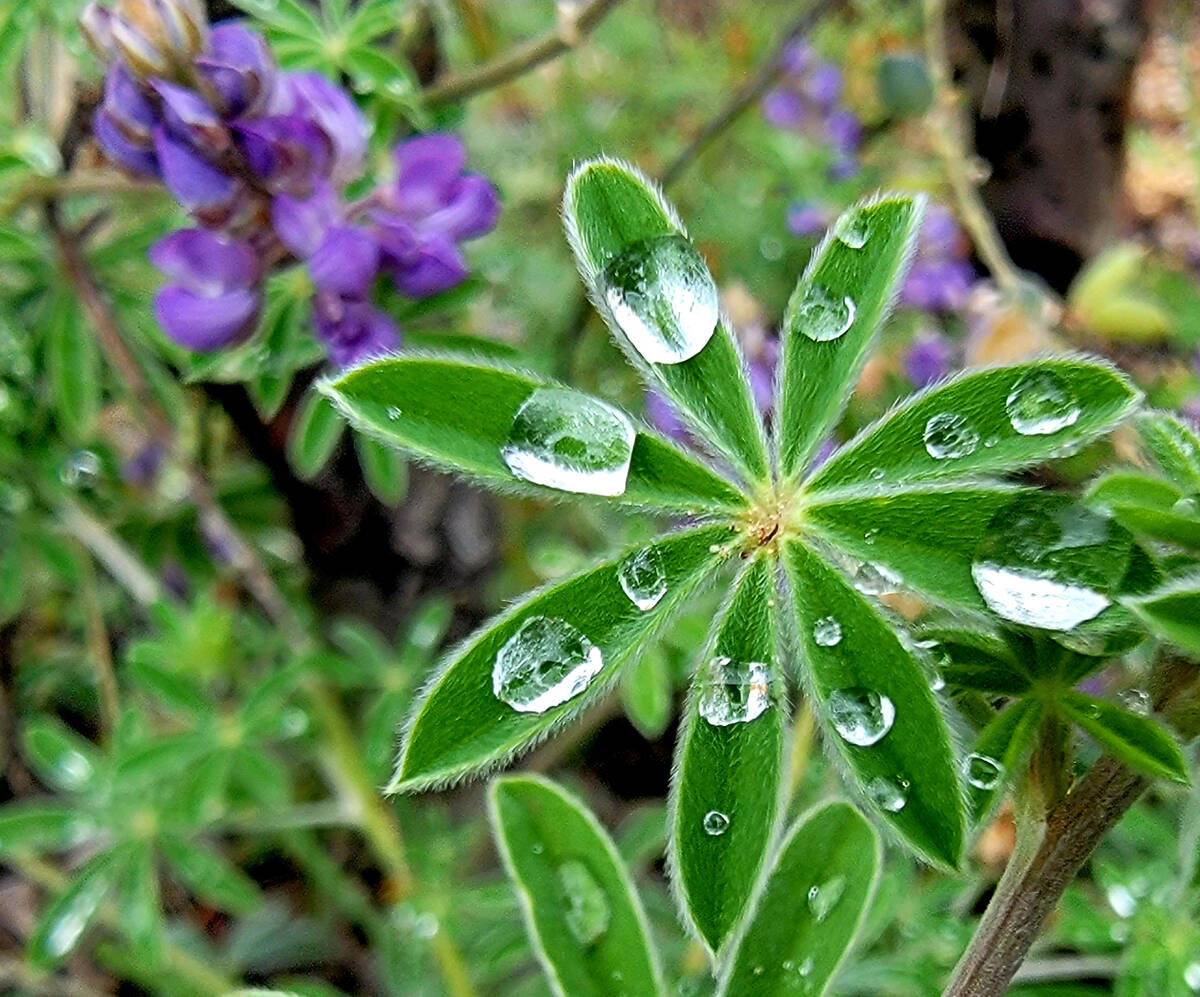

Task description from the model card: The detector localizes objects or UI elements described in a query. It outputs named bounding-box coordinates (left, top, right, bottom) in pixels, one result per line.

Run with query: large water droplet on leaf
left=557, top=860, right=610, bottom=946
left=492, top=616, right=604, bottom=713
left=807, top=875, right=847, bottom=922
left=1172, top=494, right=1200, bottom=518
left=853, top=562, right=901, bottom=596
left=697, top=656, right=770, bottom=726
left=600, top=234, right=718, bottom=364
left=501, top=388, right=635, bottom=497
left=867, top=775, right=908, bottom=812
left=924, top=412, right=979, bottom=459
left=703, top=810, right=730, bottom=836
left=834, top=209, right=869, bottom=249
left=1005, top=369, right=1080, bottom=436
left=970, top=495, right=1132, bottom=630
left=795, top=285, right=856, bottom=342
left=617, top=545, right=666, bottom=611
left=963, top=753, right=1003, bottom=790
left=813, top=615, right=842, bottom=647
left=828, top=688, right=895, bottom=746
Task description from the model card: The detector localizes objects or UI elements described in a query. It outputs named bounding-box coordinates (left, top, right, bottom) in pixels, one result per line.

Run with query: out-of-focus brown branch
left=422, top=0, right=622, bottom=106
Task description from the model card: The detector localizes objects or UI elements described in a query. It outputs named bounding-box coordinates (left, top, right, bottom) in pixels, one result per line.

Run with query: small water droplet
left=703, top=810, right=730, bottom=836
left=1184, top=962, right=1200, bottom=992
left=813, top=616, right=842, bottom=647
left=1119, top=689, right=1151, bottom=715
left=853, top=562, right=900, bottom=595
left=798, top=957, right=813, bottom=977
left=60, top=450, right=101, bottom=488
left=867, top=775, right=908, bottom=811
left=924, top=412, right=979, bottom=459
left=1172, top=494, right=1200, bottom=518
left=964, top=753, right=1004, bottom=790
left=413, top=912, right=440, bottom=939
left=794, top=285, right=856, bottom=342
left=807, top=875, right=847, bottom=922
left=698, top=656, right=771, bottom=726
left=617, top=545, right=667, bottom=611
left=43, top=874, right=108, bottom=958
left=557, top=859, right=610, bottom=945
left=492, top=616, right=604, bottom=713
left=828, top=688, right=895, bottom=746
left=532, top=843, right=544, bottom=855
left=601, top=234, right=719, bottom=364
left=869, top=467, right=885, bottom=481
left=1106, top=883, right=1137, bottom=918
left=386, top=405, right=402, bottom=420
left=834, top=209, right=869, bottom=249
left=501, top=388, right=635, bottom=496
left=1005, top=369, right=1080, bottom=436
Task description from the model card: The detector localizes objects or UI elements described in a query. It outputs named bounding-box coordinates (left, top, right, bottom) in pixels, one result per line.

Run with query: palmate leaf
left=783, top=542, right=965, bottom=867
left=719, top=802, right=880, bottom=997
left=966, top=699, right=1043, bottom=824
left=391, top=527, right=730, bottom=792
left=321, top=353, right=745, bottom=515
left=489, top=775, right=665, bottom=997
left=778, top=194, right=925, bottom=479
left=670, top=558, right=785, bottom=956
left=563, top=158, right=770, bottom=485
left=808, top=358, right=1140, bottom=492
left=1058, top=691, right=1189, bottom=784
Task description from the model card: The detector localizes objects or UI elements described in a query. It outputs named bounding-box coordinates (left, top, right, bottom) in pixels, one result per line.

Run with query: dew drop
left=853, top=562, right=900, bottom=595
left=1119, top=689, right=1151, bottom=715
left=795, top=285, right=856, bottom=342
left=834, top=209, right=869, bottom=249
left=501, top=388, right=635, bottom=497
left=868, top=467, right=885, bottom=481
left=703, top=810, right=730, bottom=836
left=1005, top=369, right=1080, bottom=436
left=492, top=616, right=604, bottom=713
left=923, top=412, right=979, bottom=459
left=43, top=874, right=108, bottom=958
left=386, top=405, right=402, bottom=420
left=813, top=616, right=842, bottom=647
left=963, top=753, right=1003, bottom=790
left=807, top=875, right=847, bottom=922
left=1106, top=883, right=1137, bottom=918
left=970, top=496, right=1130, bottom=630
left=1184, top=962, right=1200, bottom=992
left=867, top=775, right=908, bottom=812
left=60, top=450, right=101, bottom=488
left=617, top=545, right=667, bottom=611
left=557, top=859, right=610, bottom=945
left=698, top=656, right=771, bottom=726
left=1172, top=494, right=1200, bottom=518
left=828, top=688, right=895, bottom=746
left=601, top=234, right=718, bottom=364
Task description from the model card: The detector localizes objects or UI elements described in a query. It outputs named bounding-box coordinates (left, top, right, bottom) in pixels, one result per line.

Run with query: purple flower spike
left=235, top=114, right=332, bottom=196
left=392, top=133, right=468, bottom=211
left=313, top=293, right=399, bottom=368
left=154, top=125, right=236, bottom=213
left=904, top=333, right=954, bottom=387
left=95, top=109, right=159, bottom=175
left=269, top=72, right=367, bottom=185
left=806, top=63, right=843, bottom=110
left=150, top=228, right=262, bottom=350
left=309, top=226, right=380, bottom=299
left=196, top=23, right=275, bottom=117
left=271, top=181, right=340, bottom=258
left=152, top=78, right=228, bottom=152
left=762, top=88, right=806, bottom=129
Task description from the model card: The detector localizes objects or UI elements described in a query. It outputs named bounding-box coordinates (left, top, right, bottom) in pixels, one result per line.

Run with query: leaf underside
left=1059, top=691, right=1190, bottom=784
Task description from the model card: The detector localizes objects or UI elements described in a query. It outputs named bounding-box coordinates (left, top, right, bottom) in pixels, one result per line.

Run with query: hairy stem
left=422, top=0, right=622, bottom=106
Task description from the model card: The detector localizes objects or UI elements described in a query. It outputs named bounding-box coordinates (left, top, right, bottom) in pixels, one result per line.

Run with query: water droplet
left=798, top=957, right=813, bottom=977
left=834, top=209, right=869, bottom=249
left=923, top=412, right=979, bottom=459
left=868, top=467, right=885, bottom=481
left=813, top=616, right=842, bottom=647
left=60, top=450, right=101, bottom=488
left=1184, top=962, right=1200, bottom=992
left=1005, top=369, right=1080, bottom=436
left=531, top=843, right=544, bottom=855
left=807, top=876, right=847, bottom=922
left=501, top=388, right=635, bottom=497
left=867, top=775, right=908, bottom=812
left=1106, top=883, right=1137, bottom=918
left=983, top=435, right=999, bottom=448
left=853, top=562, right=900, bottom=595
left=601, top=234, right=718, bottom=364
left=963, top=753, right=1003, bottom=789
left=698, top=656, right=771, bottom=726
left=44, top=874, right=108, bottom=958
left=1172, top=494, right=1200, bottom=518
left=794, top=285, right=856, bottom=342
left=703, top=810, right=730, bottom=836
left=828, top=688, right=895, bottom=746
left=386, top=405, right=402, bottom=420
left=413, top=912, right=440, bottom=939
left=492, top=616, right=604, bottom=713
left=617, top=545, right=667, bottom=611
left=970, top=496, right=1130, bottom=630
left=1119, top=689, right=1151, bottom=715
left=557, top=859, right=610, bottom=945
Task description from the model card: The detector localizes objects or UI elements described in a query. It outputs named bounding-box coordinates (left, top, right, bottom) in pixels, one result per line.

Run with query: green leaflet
left=0, top=804, right=90, bottom=855
left=392, top=527, right=729, bottom=791
left=321, top=353, right=746, bottom=515
left=1087, top=471, right=1200, bottom=553
left=355, top=432, right=408, bottom=505
left=47, top=293, right=100, bottom=442
left=287, top=390, right=344, bottom=480
left=966, top=699, right=1043, bottom=824
left=28, top=850, right=115, bottom=968
left=620, top=646, right=672, bottom=740
left=778, top=194, right=925, bottom=479
left=808, top=359, right=1140, bottom=492
left=806, top=484, right=1028, bottom=611
left=1136, top=410, right=1200, bottom=494
left=670, top=558, right=785, bottom=956
left=22, top=716, right=103, bottom=794
left=719, top=802, right=880, bottom=997
left=116, top=841, right=162, bottom=960
left=1125, top=576, right=1200, bottom=658
left=562, top=159, right=769, bottom=485
left=489, top=775, right=665, bottom=997
left=783, top=542, right=965, bottom=867
left=1058, top=691, right=1189, bottom=784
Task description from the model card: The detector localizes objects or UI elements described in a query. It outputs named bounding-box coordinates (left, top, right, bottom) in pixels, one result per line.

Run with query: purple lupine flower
left=762, top=88, right=807, bottom=129
left=196, top=22, right=274, bottom=117
left=901, top=258, right=975, bottom=312
left=646, top=391, right=689, bottom=444
left=1184, top=397, right=1200, bottom=431
left=267, top=73, right=367, bottom=186
left=271, top=181, right=340, bottom=257
left=825, top=109, right=861, bottom=155
left=780, top=40, right=812, bottom=76
left=806, top=63, right=843, bottom=110
left=787, top=202, right=828, bottom=238
left=828, top=155, right=860, bottom=182
left=152, top=77, right=228, bottom=152
left=308, top=227, right=380, bottom=299
left=904, top=332, right=954, bottom=387
left=313, top=294, right=399, bottom=367
left=150, top=228, right=261, bottom=350
left=94, top=63, right=160, bottom=175
left=747, top=337, right=779, bottom=417
left=919, top=204, right=964, bottom=257
left=154, top=124, right=238, bottom=216
left=235, top=113, right=333, bottom=196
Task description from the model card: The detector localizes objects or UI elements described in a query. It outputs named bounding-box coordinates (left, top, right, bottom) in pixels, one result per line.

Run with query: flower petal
left=154, top=285, right=260, bottom=350
left=149, top=228, right=258, bottom=293
left=308, top=226, right=379, bottom=298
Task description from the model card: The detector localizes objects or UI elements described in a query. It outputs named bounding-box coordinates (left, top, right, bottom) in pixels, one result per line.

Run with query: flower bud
left=79, top=3, right=118, bottom=61
left=99, top=0, right=208, bottom=77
